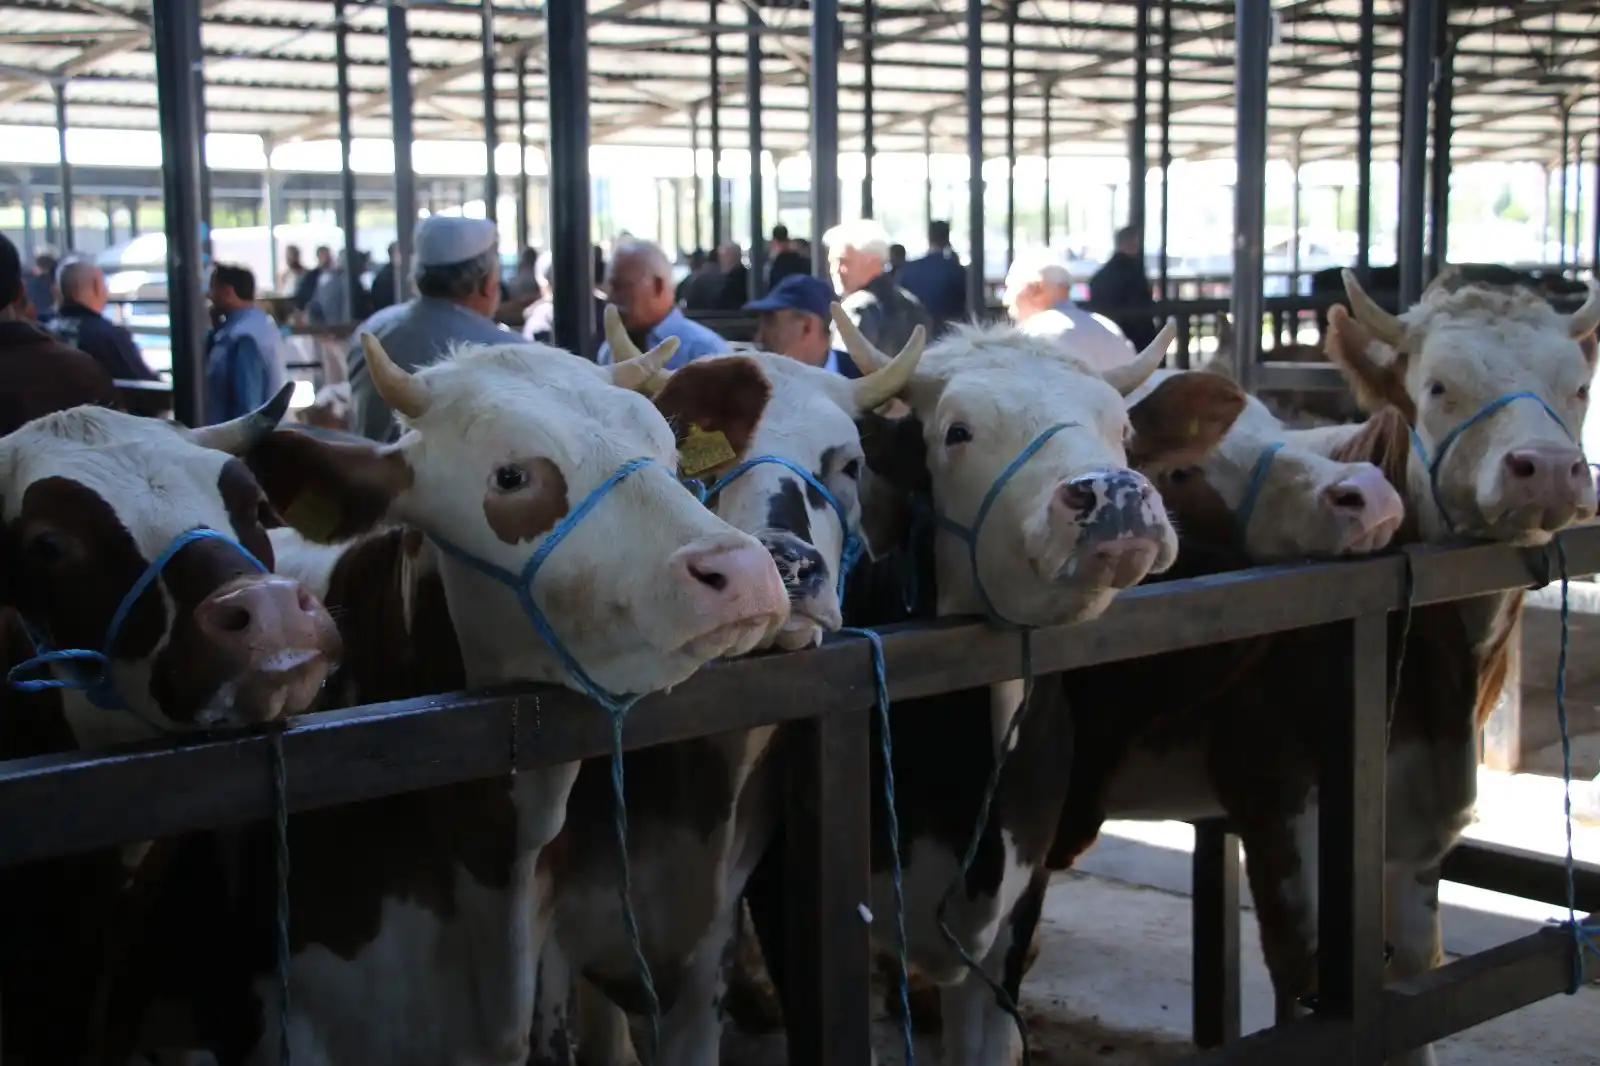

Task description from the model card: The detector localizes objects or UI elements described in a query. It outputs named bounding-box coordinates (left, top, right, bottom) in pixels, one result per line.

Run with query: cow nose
left=1499, top=443, right=1593, bottom=511
left=193, top=576, right=342, bottom=724
left=1321, top=466, right=1405, bottom=553
left=671, top=541, right=789, bottom=631
left=758, top=531, right=829, bottom=600
left=1052, top=479, right=1100, bottom=521
left=194, top=576, right=324, bottom=649
left=1051, top=469, right=1159, bottom=532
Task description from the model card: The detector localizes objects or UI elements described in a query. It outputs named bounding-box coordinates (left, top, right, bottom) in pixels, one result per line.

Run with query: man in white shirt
left=1002, top=252, right=1135, bottom=371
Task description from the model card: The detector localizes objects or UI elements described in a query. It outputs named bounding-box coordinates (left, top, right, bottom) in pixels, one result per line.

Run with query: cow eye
left=1427, top=380, right=1446, bottom=398
left=1167, top=467, right=1192, bottom=485
left=841, top=458, right=862, bottom=480
left=944, top=423, right=973, bottom=446
left=26, top=531, right=67, bottom=566
left=1578, top=384, right=1590, bottom=402
left=493, top=465, right=529, bottom=492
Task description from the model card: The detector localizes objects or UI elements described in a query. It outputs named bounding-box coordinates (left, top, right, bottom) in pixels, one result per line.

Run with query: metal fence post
left=335, top=0, right=360, bottom=315
left=1192, top=819, right=1242, bottom=1048
left=747, top=2, right=766, bottom=299
left=811, top=0, right=840, bottom=277
left=965, top=0, right=985, bottom=314
left=1398, top=0, right=1435, bottom=306
left=1231, top=0, right=1270, bottom=393
left=388, top=1, right=417, bottom=304
left=152, top=0, right=207, bottom=428
left=547, top=0, right=593, bottom=359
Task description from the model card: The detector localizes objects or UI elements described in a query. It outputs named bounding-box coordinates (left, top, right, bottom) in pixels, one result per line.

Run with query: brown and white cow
left=735, top=313, right=1254, bottom=1066
left=540, top=335, right=925, bottom=1066
left=0, top=392, right=344, bottom=1063
left=158, top=329, right=795, bottom=1064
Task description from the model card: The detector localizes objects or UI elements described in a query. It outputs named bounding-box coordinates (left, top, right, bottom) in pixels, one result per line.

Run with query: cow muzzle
left=1042, top=469, right=1173, bottom=589
left=1319, top=465, right=1406, bottom=555
left=1488, top=442, right=1598, bottom=536
left=193, top=575, right=343, bottom=727
left=668, top=537, right=791, bottom=660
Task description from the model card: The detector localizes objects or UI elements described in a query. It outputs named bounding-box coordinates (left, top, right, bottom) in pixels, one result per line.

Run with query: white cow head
left=243, top=332, right=790, bottom=697
left=1128, top=369, right=1405, bottom=561
left=0, top=391, right=343, bottom=742
left=839, top=311, right=1248, bottom=626
left=637, top=329, right=924, bottom=651
left=1332, top=270, right=1600, bottom=543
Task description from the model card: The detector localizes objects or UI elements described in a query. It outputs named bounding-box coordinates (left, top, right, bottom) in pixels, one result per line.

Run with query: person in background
left=306, top=250, right=370, bottom=385
left=203, top=263, right=287, bottom=426
left=278, top=244, right=306, bottom=296
left=1088, top=224, right=1159, bottom=349
left=346, top=215, right=513, bottom=441
left=292, top=245, right=331, bottom=312
left=896, top=220, right=967, bottom=336
left=25, top=252, right=58, bottom=324
left=521, top=250, right=555, bottom=344
left=679, top=247, right=725, bottom=311
left=745, top=273, right=861, bottom=380
left=369, top=242, right=402, bottom=312
left=0, top=234, right=118, bottom=433
left=598, top=237, right=725, bottom=369
left=766, top=224, right=810, bottom=288
left=1002, top=253, right=1134, bottom=371
left=888, top=243, right=907, bottom=276
left=715, top=241, right=750, bottom=310
left=506, top=246, right=542, bottom=303
left=676, top=248, right=708, bottom=305
left=823, top=218, right=930, bottom=357
left=49, top=258, right=159, bottom=381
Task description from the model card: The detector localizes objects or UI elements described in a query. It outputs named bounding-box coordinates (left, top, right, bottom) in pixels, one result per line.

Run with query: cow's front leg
left=572, top=978, right=637, bottom=1066
left=1384, top=863, right=1442, bottom=1066
left=531, top=939, right=577, bottom=1066
left=936, top=870, right=1047, bottom=1066
left=655, top=901, right=742, bottom=1066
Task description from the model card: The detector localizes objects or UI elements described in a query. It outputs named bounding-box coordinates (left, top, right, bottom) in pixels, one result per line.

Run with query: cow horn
left=1570, top=279, right=1600, bottom=340
left=1340, top=268, right=1405, bottom=346
left=1424, top=265, right=1461, bottom=298
left=1103, top=320, right=1177, bottom=397
left=831, top=303, right=892, bottom=374
left=361, top=332, right=430, bottom=420
left=601, top=304, right=642, bottom=363
left=851, top=325, right=926, bottom=412
left=187, top=382, right=294, bottom=454
left=608, top=341, right=681, bottom=391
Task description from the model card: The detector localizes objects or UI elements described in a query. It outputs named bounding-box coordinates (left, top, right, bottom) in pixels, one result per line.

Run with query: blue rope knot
left=1409, top=391, right=1572, bottom=532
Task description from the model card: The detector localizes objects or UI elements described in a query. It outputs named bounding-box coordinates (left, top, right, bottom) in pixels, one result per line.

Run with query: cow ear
left=1126, top=370, right=1247, bottom=468
left=241, top=427, right=414, bottom=543
left=1324, top=305, right=1416, bottom=420
left=650, top=356, right=772, bottom=480
left=856, top=409, right=930, bottom=494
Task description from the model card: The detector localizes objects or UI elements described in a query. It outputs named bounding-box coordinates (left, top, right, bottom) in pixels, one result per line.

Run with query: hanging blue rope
left=1549, top=537, right=1600, bottom=992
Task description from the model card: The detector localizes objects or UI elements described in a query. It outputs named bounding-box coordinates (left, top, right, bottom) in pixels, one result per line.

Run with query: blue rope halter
left=1408, top=391, right=1573, bottom=532
left=7, top=527, right=268, bottom=714
left=1233, top=440, right=1287, bottom=540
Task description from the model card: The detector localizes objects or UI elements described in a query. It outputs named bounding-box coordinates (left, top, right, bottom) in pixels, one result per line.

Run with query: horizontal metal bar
left=1, top=526, right=1598, bottom=866
left=1443, top=838, right=1600, bottom=913
left=1254, top=363, right=1350, bottom=393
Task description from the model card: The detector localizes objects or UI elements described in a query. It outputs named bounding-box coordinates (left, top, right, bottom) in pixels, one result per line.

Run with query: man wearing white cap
left=346, top=214, right=517, bottom=441
left=1002, top=252, right=1135, bottom=372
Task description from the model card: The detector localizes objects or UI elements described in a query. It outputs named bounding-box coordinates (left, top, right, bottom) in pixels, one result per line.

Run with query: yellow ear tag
left=282, top=491, right=344, bottom=543
left=1186, top=416, right=1201, bottom=439
left=679, top=423, right=737, bottom=478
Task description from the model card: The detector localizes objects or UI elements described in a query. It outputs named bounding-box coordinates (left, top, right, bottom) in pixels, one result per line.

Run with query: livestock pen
left=2, top=527, right=1598, bottom=1065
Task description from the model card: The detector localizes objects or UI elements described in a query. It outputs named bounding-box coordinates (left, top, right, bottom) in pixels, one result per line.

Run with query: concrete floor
left=722, top=767, right=1600, bottom=1065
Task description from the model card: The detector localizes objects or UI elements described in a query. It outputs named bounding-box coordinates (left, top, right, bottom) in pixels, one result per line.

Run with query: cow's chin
left=674, top=617, right=782, bottom=663
left=194, top=649, right=341, bottom=731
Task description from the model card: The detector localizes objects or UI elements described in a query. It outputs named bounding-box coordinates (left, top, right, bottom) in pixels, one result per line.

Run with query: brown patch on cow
left=1145, top=465, right=1236, bottom=550
left=243, top=427, right=415, bottom=543
left=483, top=456, right=570, bottom=545
left=1126, top=372, right=1247, bottom=468
left=1324, top=306, right=1416, bottom=420
left=651, top=356, right=772, bottom=476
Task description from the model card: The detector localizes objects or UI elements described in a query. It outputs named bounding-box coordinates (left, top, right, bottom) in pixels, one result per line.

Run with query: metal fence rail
left=3, top=527, right=1599, bottom=1064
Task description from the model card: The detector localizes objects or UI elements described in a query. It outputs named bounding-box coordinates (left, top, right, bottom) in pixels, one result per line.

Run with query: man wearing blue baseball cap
left=744, top=274, right=862, bottom=380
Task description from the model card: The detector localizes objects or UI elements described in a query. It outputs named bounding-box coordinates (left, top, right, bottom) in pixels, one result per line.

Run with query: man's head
left=57, top=258, right=108, bottom=314
left=386, top=242, right=399, bottom=261
left=34, top=253, right=58, bottom=278
left=928, top=220, right=951, bottom=250
left=771, top=224, right=790, bottom=253
left=1114, top=225, right=1141, bottom=257
left=889, top=244, right=907, bottom=273
left=1002, top=254, right=1073, bottom=323
left=285, top=245, right=303, bottom=270
left=412, top=215, right=501, bottom=318
left=823, top=219, right=892, bottom=296
left=315, top=246, right=333, bottom=269
left=717, top=242, right=743, bottom=272
left=606, top=237, right=677, bottom=334
left=746, top=274, right=837, bottom=369
left=0, top=233, right=24, bottom=319
left=209, top=263, right=256, bottom=316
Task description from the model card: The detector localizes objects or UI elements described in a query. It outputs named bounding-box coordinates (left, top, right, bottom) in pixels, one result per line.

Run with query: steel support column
left=748, top=1, right=765, bottom=299
left=1356, top=0, right=1374, bottom=280
left=481, top=0, right=499, bottom=224
left=516, top=47, right=530, bottom=251
left=923, top=119, right=934, bottom=235
left=690, top=109, right=703, bottom=251
left=1043, top=79, right=1053, bottom=247
left=263, top=147, right=279, bottom=290
left=811, top=0, right=840, bottom=278
left=53, top=81, right=73, bottom=252
left=547, top=0, right=592, bottom=358
left=1130, top=0, right=1150, bottom=243
left=1005, top=0, right=1017, bottom=264
left=192, top=11, right=211, bottom=248
left=388, top=1, right=417, bottom=303
left=710, top=0, right=723, bottom=250
left=862, top=0, right=874, bottom=219
left=1427, top=4, right=1452, bottom=280
left=1290, top=135, right=1302, bottom=294
left=1398, top=0, right=1435, bottom=306
left=1159, top=0, right=1172, bottom=298
left=1593, top=104, right=1600, bottom=277
left=335, top=0, right=360, bottom=315
left=1232, top=0, right=1270, bottom=392
left=1560, top=105, right=1572, bottom=273
left=965, top=0, right=985, bottom=315
left=152, top=0, right=208, bottom=427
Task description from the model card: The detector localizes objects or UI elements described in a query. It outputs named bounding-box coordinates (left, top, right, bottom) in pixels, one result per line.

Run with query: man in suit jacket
left=746, top=274, right=862, bottom=379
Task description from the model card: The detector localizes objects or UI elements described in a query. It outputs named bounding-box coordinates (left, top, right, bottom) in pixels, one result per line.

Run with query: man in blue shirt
left=50, top=258, right=159, bottom=381
left=204, top=263, right=287, bottom=425
left=596, top=238, right=726, bottom=368
left=895, top=220, right=968, bottom=337
left=745, top=274, right=861, bottom=379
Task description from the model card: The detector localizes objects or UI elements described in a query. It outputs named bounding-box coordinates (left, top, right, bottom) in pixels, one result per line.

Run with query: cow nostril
left=1331, top=490, right=1365, bottom=511
left=211, top=604, right=252, bottom=635
left=688, top=563, right=729, bottom=593
left=295, top=585, right=318, bottom=613
left=1572, top=460, right=1588, bottom=480
left=1504, top=454, right=1538, bottom=479
left=1059, top=481, right=1097, bottom=513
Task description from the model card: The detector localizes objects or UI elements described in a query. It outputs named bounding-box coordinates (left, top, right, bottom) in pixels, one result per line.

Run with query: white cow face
left=1130, top=371, right=1405, bottom=561
left=840, top=312, right=1248, bottom=627
left=0, top=394, right=342, bottom=742
left=243, top=333, right=790, bottom=698
left=1333, top=271, right=1600, bottom=544
left=642, top=341, right=924, bottom=651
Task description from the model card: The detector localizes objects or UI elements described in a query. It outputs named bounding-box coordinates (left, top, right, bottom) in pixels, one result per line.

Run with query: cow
left=0, top=389, right=345, bottom=1063
left=119, top=325, right=795, bottom=1064
left=538, top=328, right=929, bottom=1066
left=1213, top=312, right=1364, bottom=427
left=727, top=311, right=1256, bottom=1066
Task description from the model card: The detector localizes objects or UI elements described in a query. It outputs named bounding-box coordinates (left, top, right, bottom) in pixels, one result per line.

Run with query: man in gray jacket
left=346, top=215, right=515, bottom=441
left=822, top=218, right=930, bottom=357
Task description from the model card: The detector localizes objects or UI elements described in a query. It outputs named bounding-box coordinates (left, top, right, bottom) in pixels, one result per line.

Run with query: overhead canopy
left=0, top=0, right=1594, bottom=165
